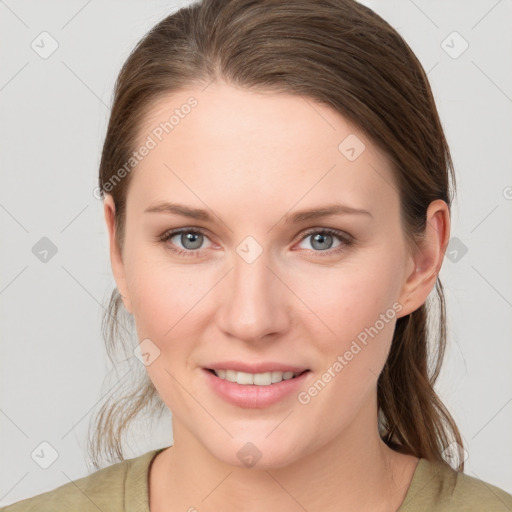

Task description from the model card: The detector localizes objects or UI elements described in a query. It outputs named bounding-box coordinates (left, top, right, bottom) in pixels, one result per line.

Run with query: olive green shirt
left=2, top=447, right=511, bottom=511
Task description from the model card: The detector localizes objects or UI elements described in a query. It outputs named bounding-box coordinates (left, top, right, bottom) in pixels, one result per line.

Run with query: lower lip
left=203, top=368, right=311, bottom=408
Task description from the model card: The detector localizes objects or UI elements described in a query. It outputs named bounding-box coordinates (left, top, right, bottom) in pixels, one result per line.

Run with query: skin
left=104, top=80, right=450, bottom=512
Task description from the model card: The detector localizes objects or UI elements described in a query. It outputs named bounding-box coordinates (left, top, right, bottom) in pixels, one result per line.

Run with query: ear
left=103, top=194, right=133, bottom=315
left=396, top=199, right=451, bottom=318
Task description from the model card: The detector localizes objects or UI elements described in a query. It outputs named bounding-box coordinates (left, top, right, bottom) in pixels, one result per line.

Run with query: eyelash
left=157, top=227, right=354, bottom=258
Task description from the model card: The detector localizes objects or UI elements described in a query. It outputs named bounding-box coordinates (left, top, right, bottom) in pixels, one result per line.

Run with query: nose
left=216, top=245, right=292, bottom=343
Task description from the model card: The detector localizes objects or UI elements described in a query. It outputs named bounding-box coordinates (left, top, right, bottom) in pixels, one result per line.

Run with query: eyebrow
left=144, top=201, right=373, bottom=223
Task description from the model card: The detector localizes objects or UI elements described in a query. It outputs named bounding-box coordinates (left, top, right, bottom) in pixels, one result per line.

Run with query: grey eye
left=172, top=231, right=206, bottom=250
left=298, top=232, right=342, bottom=252
left=309, top=232, right=334, bottom=251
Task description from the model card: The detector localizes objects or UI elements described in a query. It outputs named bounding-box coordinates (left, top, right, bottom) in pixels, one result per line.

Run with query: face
left=105, top=80, right=443, bottom=469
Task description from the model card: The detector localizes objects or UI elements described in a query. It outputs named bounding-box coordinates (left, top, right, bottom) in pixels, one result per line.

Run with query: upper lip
left=205, top=361, right=309, bottom=374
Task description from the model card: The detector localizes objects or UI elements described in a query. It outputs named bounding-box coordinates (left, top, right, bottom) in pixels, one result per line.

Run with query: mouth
left=203, top=367, right=312, bottom=408
left=205, top=368, right=310, bottom=386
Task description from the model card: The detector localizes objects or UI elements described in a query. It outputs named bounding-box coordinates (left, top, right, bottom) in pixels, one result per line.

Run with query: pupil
left=312, top=233, right=332, bottom=250
left=183, top=232, right=202, bottom=250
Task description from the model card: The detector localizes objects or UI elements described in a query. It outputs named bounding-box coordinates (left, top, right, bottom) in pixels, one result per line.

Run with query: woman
left=3, top=0, right=511, bottom=510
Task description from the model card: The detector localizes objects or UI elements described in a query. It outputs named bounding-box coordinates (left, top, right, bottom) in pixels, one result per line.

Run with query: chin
left=208, top=436, right=304, bottom=470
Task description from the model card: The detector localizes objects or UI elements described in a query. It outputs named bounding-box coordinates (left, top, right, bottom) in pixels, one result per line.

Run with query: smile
left=209, top=368, right=306, bottom=386
left=203, top=368, right=312, bottom=408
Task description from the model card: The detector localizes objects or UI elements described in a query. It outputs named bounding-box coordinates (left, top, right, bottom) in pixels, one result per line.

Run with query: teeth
left=213, top=369, right=300, bottom=385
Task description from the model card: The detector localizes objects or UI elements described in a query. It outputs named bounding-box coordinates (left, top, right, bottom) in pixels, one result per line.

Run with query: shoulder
left=451, top=469, right=512, bottom=507
left=0, top=449, right=161, bottom=512
left=400, top=458, right=512, bottom=511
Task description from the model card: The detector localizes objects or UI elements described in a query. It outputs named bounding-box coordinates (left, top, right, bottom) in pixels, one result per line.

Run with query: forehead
left=127, top=81, right=399, bottom=222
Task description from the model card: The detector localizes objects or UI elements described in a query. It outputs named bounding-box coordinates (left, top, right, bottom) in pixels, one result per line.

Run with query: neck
left=149, top=396, right=419, bottom=512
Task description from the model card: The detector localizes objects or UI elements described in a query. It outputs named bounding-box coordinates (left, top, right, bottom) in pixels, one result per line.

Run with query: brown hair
left=89, top=0, right=464, bottom=471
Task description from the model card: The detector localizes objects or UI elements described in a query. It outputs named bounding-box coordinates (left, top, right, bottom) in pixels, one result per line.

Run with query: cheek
left=123, top=253, right=210, bottom=406
left=123, top=236, right=224, bottom=359
left=289, top=254, right=404, bottom=408
left=294, top=266, right=402, bottom=412
left=292, top=255, right=402, bottom=345
left=124, top=233, right=404, bottom=360
left=127, top=261, right=203, bottom=339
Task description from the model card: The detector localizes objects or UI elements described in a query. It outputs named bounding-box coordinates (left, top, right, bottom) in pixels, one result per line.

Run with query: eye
left=295, top=228, right=354, bottom=256
left=158, top=227, right=354, bottom=258
left=159, top=228, right=213, bottom=257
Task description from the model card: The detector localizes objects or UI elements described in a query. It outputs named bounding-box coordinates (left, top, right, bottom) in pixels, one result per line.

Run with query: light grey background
left=1, top=0, right=511, bottom=506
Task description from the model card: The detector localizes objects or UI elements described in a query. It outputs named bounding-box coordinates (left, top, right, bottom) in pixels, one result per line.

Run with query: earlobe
left=396, top=200, right=450, bottom=318
left=103, top=194, right=133, bottom=315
